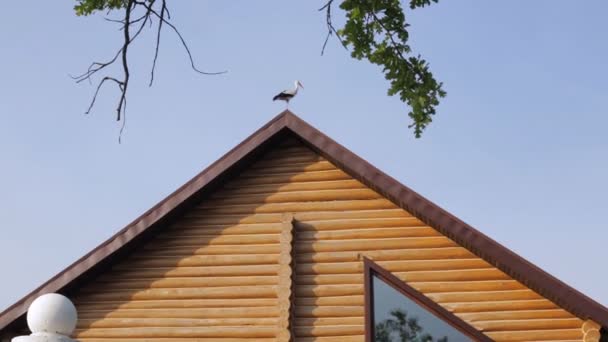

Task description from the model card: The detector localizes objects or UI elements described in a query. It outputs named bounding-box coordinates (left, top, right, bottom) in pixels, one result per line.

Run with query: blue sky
left=1, top=1, right=607, bottom=310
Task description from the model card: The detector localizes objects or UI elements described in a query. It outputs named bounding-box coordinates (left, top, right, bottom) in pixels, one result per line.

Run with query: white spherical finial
left=26, top=293, right=77, bottom=336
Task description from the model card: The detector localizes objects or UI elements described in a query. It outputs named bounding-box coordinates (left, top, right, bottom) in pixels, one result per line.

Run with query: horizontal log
left=295, top=306, right=364, bottom=318
left=142, top=244, right=281, bottom=255
left=296, top=237, right=456, bottom=253
left=294, top=209, right=410, bottom=221
left=485, top=328, right=582, bottom=341
left=92, top=276, right=278, bottom=288
left=204, top=189, right=381, bottom=206
left=294, top=325, right=364, bottom=337
left=196, top=199, right=397, bottom=215
left=77, top=307, right=278, bottom=319
left=252, top=148, right=319, bottom=161
left=473, top=318, right=582, bottom=332
left=250, top=153, right=322, bottom=166
left=297, top=259, right=490, bottom=275
left=248, top=160, right=335, bottom=173
left=428, top=289, right=541, bottom=303
left=181, top=213, right=283, bottom=224
left=409, top=280, right=525, bottom=293
left=295, top=295, right=364, bottom=307
left=220, top=169, right=350, bottom=187
left=443, top=299, right=558, bottom=313
left=78, top=317, right=277, bottom=329
left=396, top=269, right=511, bottom=282
left=296, top=285, right=363, bottom=297
left=297, top=247, right=475, bottom=263
left=297, top=227, right=440, bottom=240
left=182, top=209, right=408, bottom=223
left=75, top=326, right=276, bottom=338
left=250, top=152, right=321, bottom=165
left=168, top=223, right=284, bottom=235
left=249, top=153, right=321, bottom=164
left=294, top=274, right=363, bottom=285
left=242, top=164, right=337, bottom=179
left=119, top=254, right=279, bottom=268
left=76, top=286, right=277, bottom=301
left=145, top=233, right=280, bottom=248
left=295, top=317, right=364, bottom=327
left=214, top=180, right=366, bottom=196
left=457, top=309, right=575, bottom=321
left=74, top=298, right=277, bottom=310
left=295, top=218, right=425, bottom=232
left=107, top=264, right=279, bottom=278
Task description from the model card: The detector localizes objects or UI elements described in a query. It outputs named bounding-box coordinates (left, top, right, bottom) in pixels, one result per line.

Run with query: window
left=364, top=258, right=490, bottom=342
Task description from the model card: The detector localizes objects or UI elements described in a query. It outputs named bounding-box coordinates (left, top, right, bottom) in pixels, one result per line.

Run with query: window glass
left=373, top=275, right=472, bottom=342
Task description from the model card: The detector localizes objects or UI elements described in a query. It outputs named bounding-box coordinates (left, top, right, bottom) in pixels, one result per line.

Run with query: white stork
left=273, top=80, right=304, bottom=108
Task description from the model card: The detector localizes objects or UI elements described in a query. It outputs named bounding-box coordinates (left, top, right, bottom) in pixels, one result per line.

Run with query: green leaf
left=74, top=0, right=127, bottom=16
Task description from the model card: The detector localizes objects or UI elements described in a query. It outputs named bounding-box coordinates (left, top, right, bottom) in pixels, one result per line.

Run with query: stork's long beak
left=299, top=82, right=304, bottom=89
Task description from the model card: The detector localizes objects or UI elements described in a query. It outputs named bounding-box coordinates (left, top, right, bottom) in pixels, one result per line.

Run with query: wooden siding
left=69, top=139, right=587, bottom=342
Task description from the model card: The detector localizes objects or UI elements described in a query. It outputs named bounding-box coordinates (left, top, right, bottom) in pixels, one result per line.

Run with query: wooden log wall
left=70, top=138, right=589, bottom=342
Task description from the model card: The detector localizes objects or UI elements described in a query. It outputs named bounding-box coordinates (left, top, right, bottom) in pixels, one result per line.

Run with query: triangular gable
left=1, top=110, right=606, bottom=337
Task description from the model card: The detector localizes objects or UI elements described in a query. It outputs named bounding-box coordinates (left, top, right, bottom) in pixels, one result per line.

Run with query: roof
left=1, top=110, right=607, bottom=332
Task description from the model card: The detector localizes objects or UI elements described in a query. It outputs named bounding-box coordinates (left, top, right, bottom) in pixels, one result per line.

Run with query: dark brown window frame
left=363, top=257, right=492, bottom=342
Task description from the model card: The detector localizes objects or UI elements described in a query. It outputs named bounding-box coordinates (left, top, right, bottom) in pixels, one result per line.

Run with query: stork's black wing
left=273, top=92, right=294, bottom=101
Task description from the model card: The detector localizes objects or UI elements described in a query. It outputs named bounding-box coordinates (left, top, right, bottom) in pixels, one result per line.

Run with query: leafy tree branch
left=323, top=0, right=445, bottom=137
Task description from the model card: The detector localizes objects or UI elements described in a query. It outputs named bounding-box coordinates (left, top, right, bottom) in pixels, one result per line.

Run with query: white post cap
left=12, top=293, right=78, bottom=342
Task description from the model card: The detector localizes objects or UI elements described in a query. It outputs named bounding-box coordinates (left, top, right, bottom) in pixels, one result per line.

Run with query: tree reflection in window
left=372, top=275, right=471, bottom=342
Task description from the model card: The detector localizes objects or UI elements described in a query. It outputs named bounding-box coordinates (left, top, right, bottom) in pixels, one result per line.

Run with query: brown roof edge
left=1, top=110, right=607, bottom=331
left=281, top=113, right=608, bottom=327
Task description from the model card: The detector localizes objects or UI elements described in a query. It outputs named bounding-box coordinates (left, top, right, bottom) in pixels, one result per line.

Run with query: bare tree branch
left=137, top=0, right=226, bottom=75
left=74, top=0, right=225, bottom=142
left=116, top=0, right=133, bottom=122
left=119, top=96, right=127, bottom=144
left=149, top=0, right=166, bottom=86
left=319, top=0, right=347, bottom=56
left=84, top=76, right=123, bottom=115
left=71, top=4, right=148, bottom=86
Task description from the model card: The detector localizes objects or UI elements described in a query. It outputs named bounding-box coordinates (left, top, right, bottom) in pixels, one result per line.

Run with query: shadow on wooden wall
left=69, top=138, right=332, bottom=340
